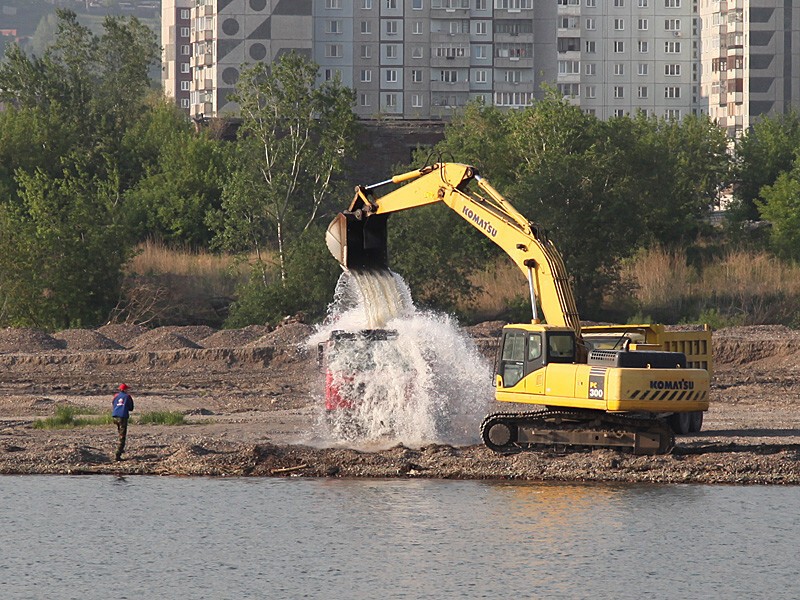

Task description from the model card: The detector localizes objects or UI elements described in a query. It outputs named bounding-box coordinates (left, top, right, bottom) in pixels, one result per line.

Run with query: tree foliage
left=0, top=10, right=159, bottom=328
left=757, top=154, right=800, bottom=261
left=213, top=53, right=357, bottom=282
left=415, top=95, right=730, bottom=317
left=733, top=111, right=800, bottom=222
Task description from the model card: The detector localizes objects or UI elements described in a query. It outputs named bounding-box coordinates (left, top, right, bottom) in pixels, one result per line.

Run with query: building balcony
left=494, top=56, right=534, bottom=69
left=430, top=31, right=470, bottom=44
left=431, top=7, right=469, bottom=18
left=430, top=56, right=470, bottom=68
left=430, top=80, right=470, bottom=93
left=192, top=102, right=213, bottom=117
left=495, top=32, right=534, bottom=43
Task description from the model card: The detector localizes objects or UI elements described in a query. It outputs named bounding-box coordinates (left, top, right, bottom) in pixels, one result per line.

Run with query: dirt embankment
left=1, top=323, right=799, bottom=484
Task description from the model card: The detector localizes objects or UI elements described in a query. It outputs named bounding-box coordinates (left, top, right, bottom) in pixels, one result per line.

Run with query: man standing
left=111, top=384, right=134, bottom=461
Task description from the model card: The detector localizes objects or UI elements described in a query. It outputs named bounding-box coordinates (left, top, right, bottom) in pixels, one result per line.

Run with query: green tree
left=0, top=158, right=129, bottom=328
left=0, top=10, right=159, bottom=327
left=757, top=155, right=800, bottom=260
left=213, top=53, right=357, bottom=282
left=733, top=111, right=800, bottom=223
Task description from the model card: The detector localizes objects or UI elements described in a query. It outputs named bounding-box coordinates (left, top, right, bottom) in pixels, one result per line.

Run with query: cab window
left=548, top=333, right=575, bottom=363
left=527, top=333, right=542, bottom=361
left=499, top=330, right=526, bottom=387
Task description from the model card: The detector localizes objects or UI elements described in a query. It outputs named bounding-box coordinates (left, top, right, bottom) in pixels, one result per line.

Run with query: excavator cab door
left=496, top=329, right=546, bottom=389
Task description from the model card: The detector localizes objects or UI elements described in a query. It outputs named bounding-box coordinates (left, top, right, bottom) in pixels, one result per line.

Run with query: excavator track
left=481, top=409, right=675, bottom=456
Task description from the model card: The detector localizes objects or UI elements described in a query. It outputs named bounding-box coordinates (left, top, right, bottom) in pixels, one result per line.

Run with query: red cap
left=118, top=384, right=129, bottom=391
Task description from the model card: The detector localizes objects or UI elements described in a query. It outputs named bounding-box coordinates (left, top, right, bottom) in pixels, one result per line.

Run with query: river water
left=1, top=477, right=798, bottom=600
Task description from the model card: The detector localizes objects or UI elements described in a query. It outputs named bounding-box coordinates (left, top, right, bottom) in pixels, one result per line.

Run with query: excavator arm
left=326, top=162, right=581, bottom=336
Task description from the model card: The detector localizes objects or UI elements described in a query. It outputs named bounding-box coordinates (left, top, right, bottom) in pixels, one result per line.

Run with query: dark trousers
left=114, top=417, right=129, bottom=459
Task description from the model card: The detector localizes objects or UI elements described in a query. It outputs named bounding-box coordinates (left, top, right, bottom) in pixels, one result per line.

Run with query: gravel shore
left=2, top=323, right=799, bottom=484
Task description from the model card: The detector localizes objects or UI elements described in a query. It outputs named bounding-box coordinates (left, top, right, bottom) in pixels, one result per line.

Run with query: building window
left=386, top=69, right=398, bottom=82
left=494, top=0, right=533, bottom=8
left=666, top=109, right=681, bottom=119
left=559, top=16, right=578, bottom=28
left=475, top=21, right=488, bottom=35
left=326, top=44, right=342, bottom=57
left=614, top=63, right=625, bottom=75
left=386, top=20, right=398, bottom=35
left=638, top=0, right=648, bottom=5
left=614, top=18, right=624, bottom=30
left=361, top=21, right=371, bottom=34
left=385, top=44, right=398, bottom=58
left=613, top=0, right=624, bottom=6
left=585, top=40, right=596, bottom=53
left=614, top=86, right=625, bottom=98
left=385, top=0, right=397, bottom=8
left=586, top=0, right=596, bottom=6
left=476, top=0, right=488, bottom=9
left=505, top=70, right=520, bottom=83
left=664, top=86, right=681, bottom=98
left=559, top=83, right=579, bottom=97
left=475, top=45, right=488, bottom=59
left=362, top=0, right=373, bottom=7
left=180, top=62, right=190, bottom=73
left=361, top=69, right=372, bottom=82
left=412, top=93, right=423, bottom=107
left=638, top=41, right=649, bottom=53
left=638, top=63, right=648, bottom=75
left=558, top=60, right=580, bottom=75
left=360, top=93, right=370, bottom=107
left=475, top=69, right=487, bottom=83
left=180, top=9, right=190, bottom=19
left=613, top=41, right=624, bottom=53
left=412, top=46, right=424, bottom=58
left=585, top=62, right=596, bottom=76
left=441, top=69, right=458, bottom=82
left=181, top=45, right=190, bottom=56
left=326, top=0, right=341, bottom=8
left=413, top=21, right=423, bottom=34
left=181, top=98, right=190, bottom=108
left=664, top=64, right=681, bottom=76
left=664, top=41, right=681, bottom=53
left=585, top=18, right=596, bottom=30
left=638, top=18, right=648, bottom=30
left=413, top=0, right=423, bottom=8
left=385, top=93, right=397, bottom=108
left=180, top=27, right=190, bottom=37
left=638, top=86, right=648, bottom=98
left=361, top=44, right=372, bottom=58
left=664, top=0, right=680, bottom=7
left=585, top=85, right=596, bottom=99
left=180, top=81, right=191, bottom=91
left=412, top=69, right=423, bottom=82
left=327, top=20, right=342, bottom=34
left=614, top=109, right=625, bottom=117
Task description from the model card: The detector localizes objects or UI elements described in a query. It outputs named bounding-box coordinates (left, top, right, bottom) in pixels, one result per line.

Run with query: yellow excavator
left=326, top=163, right=711, bottom=455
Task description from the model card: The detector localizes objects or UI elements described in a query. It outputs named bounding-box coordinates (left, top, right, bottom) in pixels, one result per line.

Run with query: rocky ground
left=1, top=322, right=799, bottom=484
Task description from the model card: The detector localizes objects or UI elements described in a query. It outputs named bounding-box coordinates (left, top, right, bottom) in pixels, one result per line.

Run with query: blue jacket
left=112, top=392, right=134, bottom=419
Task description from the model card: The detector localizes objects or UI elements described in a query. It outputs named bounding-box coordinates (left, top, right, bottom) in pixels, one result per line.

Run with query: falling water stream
left=309, top=269, right=493, bottom=447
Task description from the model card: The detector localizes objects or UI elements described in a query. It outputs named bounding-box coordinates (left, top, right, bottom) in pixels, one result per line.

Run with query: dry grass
left=118, top=240, right=253, bottom=327
left=619, top=247, right=800, bottom=326
left=468, top=259, right=529, bottom=319
left=129, top=239, right=249, bottom=280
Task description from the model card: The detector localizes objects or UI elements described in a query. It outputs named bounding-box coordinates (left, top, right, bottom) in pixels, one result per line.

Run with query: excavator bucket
left=326, top=212, right=389, bottom=270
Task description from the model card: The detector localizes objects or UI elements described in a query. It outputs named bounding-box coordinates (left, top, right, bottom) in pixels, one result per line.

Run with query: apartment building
left=572, top=0, right=697, bottom=120
left=700, top=0, right=800, bottom=137
left=162, top=0, right=194, bottom=111
left=162, top=0, right=799, bottom=131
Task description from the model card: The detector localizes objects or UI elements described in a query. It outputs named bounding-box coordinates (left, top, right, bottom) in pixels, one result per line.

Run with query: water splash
left=310, top=269, right=493, bottom=448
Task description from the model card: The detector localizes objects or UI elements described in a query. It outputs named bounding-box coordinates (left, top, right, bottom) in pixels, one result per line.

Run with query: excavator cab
left=495, top=326, right=576, bottom=388
left=326, top=212, right=389, bottom=270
